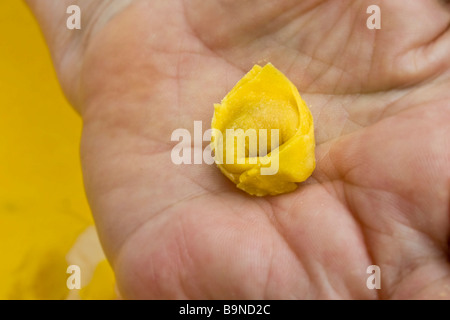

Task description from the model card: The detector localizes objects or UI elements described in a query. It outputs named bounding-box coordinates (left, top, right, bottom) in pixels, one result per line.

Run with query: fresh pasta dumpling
left=211, top=63, right=316, bottom=196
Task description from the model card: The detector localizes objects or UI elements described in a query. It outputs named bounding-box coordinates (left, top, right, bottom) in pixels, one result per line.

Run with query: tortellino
left=211, top=63, right=316, bottom=196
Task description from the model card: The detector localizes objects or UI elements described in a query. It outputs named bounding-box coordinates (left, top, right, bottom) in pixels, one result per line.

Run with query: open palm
left=49, top=0, right=450, bottom=299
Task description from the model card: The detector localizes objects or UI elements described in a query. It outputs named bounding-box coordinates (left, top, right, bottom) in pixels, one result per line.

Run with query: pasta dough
left=211, top=63, right=316, bottom=196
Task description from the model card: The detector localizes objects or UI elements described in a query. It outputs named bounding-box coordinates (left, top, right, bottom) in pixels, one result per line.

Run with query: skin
left=26, top=0, right=450, bottom=299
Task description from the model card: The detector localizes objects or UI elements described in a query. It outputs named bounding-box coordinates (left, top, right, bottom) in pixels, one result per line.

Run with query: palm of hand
left=70, top=0, right=450, bottom=299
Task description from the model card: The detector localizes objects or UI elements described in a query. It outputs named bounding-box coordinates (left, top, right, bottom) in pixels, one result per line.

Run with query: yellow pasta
left=211, top=63, right=316, bottom=196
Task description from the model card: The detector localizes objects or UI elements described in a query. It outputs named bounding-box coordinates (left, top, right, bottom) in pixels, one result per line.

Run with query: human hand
left=29, top=0, right=450, bottom=299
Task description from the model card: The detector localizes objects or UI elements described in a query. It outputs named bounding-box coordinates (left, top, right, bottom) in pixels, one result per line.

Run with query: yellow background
left=0, top=1, right=114, bottom=299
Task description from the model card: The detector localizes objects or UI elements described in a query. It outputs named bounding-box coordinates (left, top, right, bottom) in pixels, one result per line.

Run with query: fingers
left=25, top=0, right=134, bottom=110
